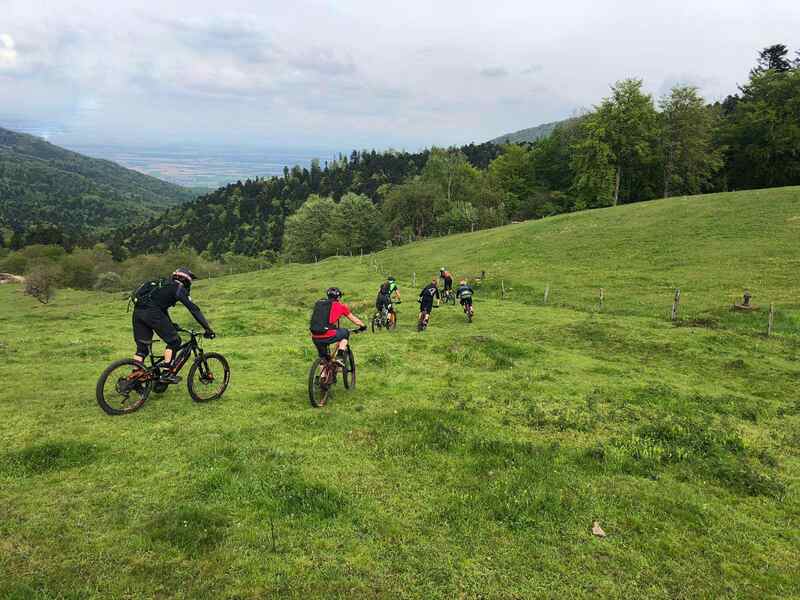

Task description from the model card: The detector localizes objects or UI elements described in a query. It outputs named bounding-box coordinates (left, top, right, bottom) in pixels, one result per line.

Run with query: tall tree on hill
left=570, top=131, right=616, bottom=209
left=722, top=67, right=800, bottom=189
left=659, top=85, right=723, bottom=198
left=421, top=148, right=480, bottom=208
left=328, top=193, right=385, bottom=255
left=281, top=195, right=338, bottom=262
left=488, top=144, right=539, bottom=219
left=531, top=118, right=583, bottom=193
left=752, top=44, right=793, bottom=75
left=573, top=79, right=660, bottom=206
left=381, top=178, right=439, bottom=241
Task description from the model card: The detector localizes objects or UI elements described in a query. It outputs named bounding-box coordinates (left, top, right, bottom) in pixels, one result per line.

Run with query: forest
left=0, top=127, right=195, bottom=242
left=2, top=43, right=799, bottom=281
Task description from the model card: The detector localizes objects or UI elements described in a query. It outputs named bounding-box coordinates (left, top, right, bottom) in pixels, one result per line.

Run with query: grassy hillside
left=0, top=127, right=196, bottom=234
left=1, top=187, right=799, bottom=598
left=490, top=119, right=573, bottom=144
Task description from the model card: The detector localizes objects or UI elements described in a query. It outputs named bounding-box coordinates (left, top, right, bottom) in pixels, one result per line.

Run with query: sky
left=1, top=0, right=798, bottom=151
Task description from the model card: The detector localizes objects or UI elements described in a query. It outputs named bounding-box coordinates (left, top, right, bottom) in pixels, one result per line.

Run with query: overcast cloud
left=1, top=0, right=798, bottom=150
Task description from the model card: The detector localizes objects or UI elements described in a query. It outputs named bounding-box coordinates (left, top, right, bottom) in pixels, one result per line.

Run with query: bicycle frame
left=141, top=329, right=207, bottom=376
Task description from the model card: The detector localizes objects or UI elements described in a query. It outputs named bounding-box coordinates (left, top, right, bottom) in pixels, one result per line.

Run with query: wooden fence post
left=501, top=280, right=506, bottom=299
left=671, top=288, right=681, bottom=321
left=544, top=284, right=550, bottom=304
left=768, top=302, right=775, bottom=337
left=599, top=288, right=605, bottom=310
left=412, top=272, right=416, bottom=287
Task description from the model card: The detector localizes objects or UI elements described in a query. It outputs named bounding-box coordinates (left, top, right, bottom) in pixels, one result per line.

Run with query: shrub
left=24, top=265, right=59, bottom=304
left=94, top=271, right=123, bottom=292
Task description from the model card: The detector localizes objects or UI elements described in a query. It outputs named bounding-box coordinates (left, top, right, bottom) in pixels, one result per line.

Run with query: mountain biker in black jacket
left=418, top=278, right=440, bottom=328
left=456, top=279, right=474, bottom=316
left=132, top=267, right=215, bottom=383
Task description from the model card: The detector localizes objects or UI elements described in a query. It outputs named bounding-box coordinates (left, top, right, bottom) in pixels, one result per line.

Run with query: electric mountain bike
left=441, top=288, right=456, bottom=305
left=461, top=299, right=474, bottom=322
left=308, top=328, right=363, bottom=408
left=96, top=327, right=230, bottom=415
left=417, top=303, right=438, bottom=331
left=371, top=302, right=399, bottom=332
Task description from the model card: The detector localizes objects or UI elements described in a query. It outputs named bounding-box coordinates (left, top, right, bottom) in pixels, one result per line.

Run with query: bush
left=24, top=265, right=59, bottom=304
left=94, top=271, right=123, bottom=292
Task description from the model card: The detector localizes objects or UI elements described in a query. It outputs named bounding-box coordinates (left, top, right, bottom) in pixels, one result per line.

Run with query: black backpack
left=309, top=299, right=333, bottom=334
left=379, top=281, right=391, bottom=295
left=128, top=277, right=169, bottom=311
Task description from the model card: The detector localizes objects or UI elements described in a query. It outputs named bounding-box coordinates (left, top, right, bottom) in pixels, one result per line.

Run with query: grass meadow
left=1, top=187, right=799, bottom=598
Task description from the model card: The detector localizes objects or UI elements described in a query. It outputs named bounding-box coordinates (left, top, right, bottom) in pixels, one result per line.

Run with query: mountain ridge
left=0, top=126, right=197, bottom=236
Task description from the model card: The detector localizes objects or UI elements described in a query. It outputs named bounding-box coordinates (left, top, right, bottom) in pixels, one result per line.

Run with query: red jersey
left=311, top=301, right=351, bottom=339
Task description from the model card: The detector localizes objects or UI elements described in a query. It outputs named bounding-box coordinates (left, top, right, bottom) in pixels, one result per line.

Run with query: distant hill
left=0, top=127, right=196, bottom=235
left=490, top=118, right=574, bottom=144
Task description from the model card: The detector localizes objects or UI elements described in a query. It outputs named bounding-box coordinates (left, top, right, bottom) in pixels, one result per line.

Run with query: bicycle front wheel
left=96, top=359, right=153, bottom=416
left=308, top=358, right=332, bottom=408
left=342, top=348, right=356, bottom=390
left=188, top=352, right=230, bottom=402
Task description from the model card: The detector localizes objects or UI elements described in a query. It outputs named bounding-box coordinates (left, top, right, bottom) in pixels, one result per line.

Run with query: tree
left=722, top=68, right=800, bottom=189
left=578, top=79, right=660, bottom=206
left=570, top=128, right=616, bottom=209
left=381, top=178, right=439, bottom=241
left=659, top=85, right=723, bottom=197
left=282, top=195, right=338, bottom=262
left=752, top=44, right=793, bottom=75
left=422, top=148, right=481, bottom=209
left=488, top=145, right=538, bottom=219
left=531, top=118, right=584, bottom=193
left=24, top=265, right=59, bottom=304
left=329, top=193, right=385, bottom=255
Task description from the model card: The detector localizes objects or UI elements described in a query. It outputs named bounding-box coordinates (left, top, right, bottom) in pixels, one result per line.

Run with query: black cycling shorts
left=312, top=328, right=350, bottom=357
left=443, top=278, right=453, bottom=291
left=419, top=300, right=434, bottom=314
left=460, top=296, right=473, bottom=306
left=133, top=307, right=180, bottom=356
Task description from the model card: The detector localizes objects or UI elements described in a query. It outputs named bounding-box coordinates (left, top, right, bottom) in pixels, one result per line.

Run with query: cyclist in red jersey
left=310, top=287, right=366, bottom=361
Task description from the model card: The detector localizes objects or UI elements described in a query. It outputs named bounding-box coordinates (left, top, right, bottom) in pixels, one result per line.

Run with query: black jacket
left=139, top=280, right=211, bottom=330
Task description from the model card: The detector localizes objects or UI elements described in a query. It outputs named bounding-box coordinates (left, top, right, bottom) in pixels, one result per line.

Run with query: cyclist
left=439, top=268, right=454, bottom=300
left=375, top=280, right=393, bottom=318
left=375, top=277, right=401, bottom=326
left=387, top=276, right=401, bottom=303
left=310, top=287, right=366, bottom=363
left=418, top=278, right=440, bottom=329
left=132, top=267, right=215, bottom=384
left=456, top=279, right=475, bottom=318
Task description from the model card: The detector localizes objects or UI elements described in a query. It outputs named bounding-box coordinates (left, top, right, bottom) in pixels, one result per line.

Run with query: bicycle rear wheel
left=188, top=352, right=230, bottom=402
left=308, top=358, right=333, bottom=408
left=96, top=359, right=153, bottom=415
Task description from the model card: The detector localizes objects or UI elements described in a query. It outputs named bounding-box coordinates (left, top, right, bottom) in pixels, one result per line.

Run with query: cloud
left=0, top=33, right=18, bottom=70
left=522, top=64, right=543, bottom=75
left=479, top=67, right=508, bottom=78
left=2, top=0, right=799, bottom=149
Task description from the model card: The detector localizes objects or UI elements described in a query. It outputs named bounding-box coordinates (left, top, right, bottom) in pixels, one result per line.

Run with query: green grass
left=1, top=187, right=799, bottom=598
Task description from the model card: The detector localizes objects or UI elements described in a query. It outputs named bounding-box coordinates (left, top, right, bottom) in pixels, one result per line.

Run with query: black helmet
left=326, top=286, right=343, bottom=300
left=172, top=267, right=196, bottom=287
left=388, top=276, right=396, bottom=282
